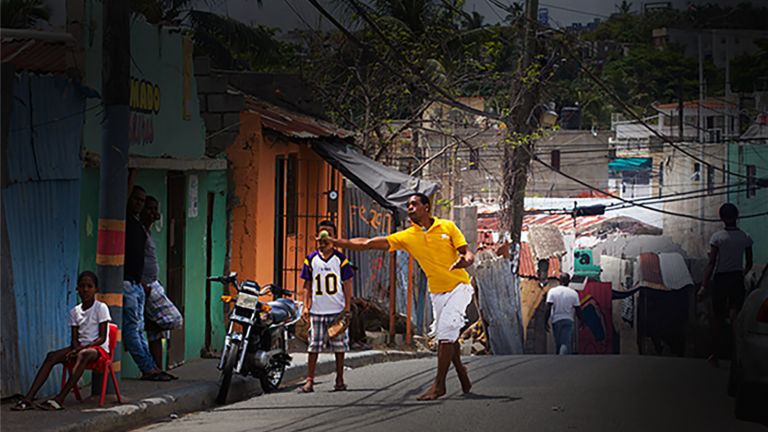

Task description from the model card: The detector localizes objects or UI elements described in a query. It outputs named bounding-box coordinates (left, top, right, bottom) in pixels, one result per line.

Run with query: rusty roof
left=243, top=94, right=354, bottom=140
left=1, top=29, right=78, bottom=74
left=519, top=242, right=561, bottom=279
left=478, top=213, right=606, bottom=234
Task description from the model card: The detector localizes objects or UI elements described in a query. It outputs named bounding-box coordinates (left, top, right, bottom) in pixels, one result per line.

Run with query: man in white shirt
left=545, top=273, right=583, bottom=355
left=698, top=203, right=753, bottom=366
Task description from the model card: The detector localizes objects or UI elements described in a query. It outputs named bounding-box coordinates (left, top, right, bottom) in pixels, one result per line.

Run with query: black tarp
left=311, top=139, right=439, bottom=222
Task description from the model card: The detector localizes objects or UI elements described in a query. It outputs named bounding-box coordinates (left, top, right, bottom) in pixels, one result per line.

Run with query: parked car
left=729, top=267, right=768, bottom=420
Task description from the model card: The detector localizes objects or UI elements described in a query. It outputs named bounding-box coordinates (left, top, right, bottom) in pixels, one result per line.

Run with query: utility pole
left=502, top=0, right=540, bottom=273
left=95, top=0, right=130, bottom=390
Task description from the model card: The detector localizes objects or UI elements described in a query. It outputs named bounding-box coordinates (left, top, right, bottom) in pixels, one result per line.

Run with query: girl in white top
left=12, top=271, right=111, bottom=411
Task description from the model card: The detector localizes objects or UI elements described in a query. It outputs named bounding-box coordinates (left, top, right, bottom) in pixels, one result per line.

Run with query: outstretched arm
left=449, top=245, right=475, bottom=271
left=333, top=236, right=390, bottom=251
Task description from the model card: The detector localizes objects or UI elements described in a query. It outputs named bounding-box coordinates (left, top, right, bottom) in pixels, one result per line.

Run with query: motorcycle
left=207, top=272, right=302, bottom=404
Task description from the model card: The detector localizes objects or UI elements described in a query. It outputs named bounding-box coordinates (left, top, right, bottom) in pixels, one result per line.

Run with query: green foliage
left=730, top=39, right=768, bottom=93
left=1, top=0, right=50, bottom=29
left=189, top=10, right=296, bottom=72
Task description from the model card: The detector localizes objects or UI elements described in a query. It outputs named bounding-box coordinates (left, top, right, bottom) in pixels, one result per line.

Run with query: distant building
left=652, top=28, right=768, bottom=69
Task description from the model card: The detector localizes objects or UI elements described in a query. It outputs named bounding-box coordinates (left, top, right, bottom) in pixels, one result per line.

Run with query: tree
left=1, top=0, right=50, bottom=29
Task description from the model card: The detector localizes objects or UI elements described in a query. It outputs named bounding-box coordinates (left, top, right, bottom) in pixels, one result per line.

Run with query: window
left=693, top=163, right=701, bottom=181
left=747, top=165, right=757, bottom=198
left=469, top=147, right=479, bottom=170
left=707, top=164, right=715, bottom=194
left=551, top=149, right=561, bottom=171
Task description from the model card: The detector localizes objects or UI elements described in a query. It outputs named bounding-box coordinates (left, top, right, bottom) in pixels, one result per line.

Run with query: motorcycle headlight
left=235, top=293, right=259, bottom=309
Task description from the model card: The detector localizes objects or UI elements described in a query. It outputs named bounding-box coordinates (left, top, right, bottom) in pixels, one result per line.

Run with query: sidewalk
left=1, top=350, right=431, bottom=432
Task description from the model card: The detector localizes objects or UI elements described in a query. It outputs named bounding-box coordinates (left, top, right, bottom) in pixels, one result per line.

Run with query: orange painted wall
left=227, top=111, right=344, bottom=292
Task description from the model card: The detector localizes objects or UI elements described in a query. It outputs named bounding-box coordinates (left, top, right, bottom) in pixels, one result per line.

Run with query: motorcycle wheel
left=216, top=342, right=240, bottom=404
left=259, top=361, right=286, bottom=393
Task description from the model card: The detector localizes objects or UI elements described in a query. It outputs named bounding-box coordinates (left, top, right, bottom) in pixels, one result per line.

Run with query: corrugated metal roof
left=1, top=29, right=78, bottom=74
left=478, top=213, right=607, bottom=234
left=519, top=242, right=561, bottom=279
left=243, top=94, right=354, bottom=140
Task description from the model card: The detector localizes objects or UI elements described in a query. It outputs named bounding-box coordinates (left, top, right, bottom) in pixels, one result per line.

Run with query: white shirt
left=546, top=285, right=580, bottom=323
left=710, top=228, right=753, bottom=274
left=68, top=301, right=111, bottom=352
left=300, top=250, right=354, bottom=315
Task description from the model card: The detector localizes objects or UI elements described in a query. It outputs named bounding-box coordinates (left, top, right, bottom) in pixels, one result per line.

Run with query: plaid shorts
left=144, top=282, right=183, bottom=341
left=308, top=313, right=349, bottom=353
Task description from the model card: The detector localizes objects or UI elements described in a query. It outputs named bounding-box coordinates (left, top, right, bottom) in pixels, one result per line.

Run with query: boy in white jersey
left=297, top=220, right=354, bottom=393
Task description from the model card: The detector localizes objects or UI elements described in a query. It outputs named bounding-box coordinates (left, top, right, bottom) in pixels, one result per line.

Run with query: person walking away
left=140, top=196, right=182, bottom=378
left=544, top=273, right=583, bottom=355
left=297, top=220, right=354, bottom=393
left=330, top=193, right=474, bottom=401
left=11, top=271, right=111, bottom=411
left=698, top=203, right=753, bottom=367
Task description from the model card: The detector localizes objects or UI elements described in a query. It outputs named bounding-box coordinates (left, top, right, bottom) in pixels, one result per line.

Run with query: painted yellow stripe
left=341, top=258, right=349, bottom=267
left=96, top=254, right=125, bottom=266
left=98, top=219, right=126, bottom=231
left=304, top=258, right=309, bottom=266
left=112, top=361, right=121, bottom=372
left=96, top=293, right=123, bottom=307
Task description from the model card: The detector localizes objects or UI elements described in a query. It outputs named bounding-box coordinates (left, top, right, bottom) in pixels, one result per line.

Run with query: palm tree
left=1, top=0, right=50, bottom=29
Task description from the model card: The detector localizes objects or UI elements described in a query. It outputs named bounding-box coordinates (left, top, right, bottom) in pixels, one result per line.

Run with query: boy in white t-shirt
left=12, top=271, right=111, bottom=411
left=297, top=220, right=354, bottom=393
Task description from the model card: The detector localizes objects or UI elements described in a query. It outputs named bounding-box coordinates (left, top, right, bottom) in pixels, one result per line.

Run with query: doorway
left=166, top=171, right=186, bottom=368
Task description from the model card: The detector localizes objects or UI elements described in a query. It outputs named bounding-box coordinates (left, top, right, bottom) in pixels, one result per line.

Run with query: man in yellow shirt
left=331, top=193, right=475, bottom=401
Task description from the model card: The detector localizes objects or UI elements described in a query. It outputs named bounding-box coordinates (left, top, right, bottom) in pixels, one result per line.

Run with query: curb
left=54, top=350, right=432, bottom=432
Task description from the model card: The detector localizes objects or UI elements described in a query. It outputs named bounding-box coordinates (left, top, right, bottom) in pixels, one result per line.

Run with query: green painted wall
left=81, top=1, right=205, bottom=159
left=728, top=142, right=768, bottom=265
left=182, top=171, right=228, bottom=359
left=78, top=168, right=227, bottom=377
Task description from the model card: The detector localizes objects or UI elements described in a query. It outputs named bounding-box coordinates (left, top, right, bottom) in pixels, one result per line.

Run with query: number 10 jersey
left=300, top=249, right=354, bottom=315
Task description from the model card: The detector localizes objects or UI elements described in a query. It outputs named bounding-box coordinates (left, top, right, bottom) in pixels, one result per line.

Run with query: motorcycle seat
left=268, top=299, right=297, bottom=324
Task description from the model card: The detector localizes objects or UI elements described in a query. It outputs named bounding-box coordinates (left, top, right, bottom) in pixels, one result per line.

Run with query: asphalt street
left=135, top=355, right=767, bottom=432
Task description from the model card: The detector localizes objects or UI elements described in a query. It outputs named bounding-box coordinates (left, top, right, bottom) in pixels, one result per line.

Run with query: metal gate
left=274, top=154, right=341, bottom=293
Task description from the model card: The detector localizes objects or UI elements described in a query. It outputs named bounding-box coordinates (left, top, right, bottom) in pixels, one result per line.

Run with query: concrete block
left=194, top=56, right=210, bottom=76
left=365, top=331, right=388, bottom=347
left=196, top=75, right=228, bottom=94
left=202, top=113, right=222, bottom=131
left=208, top=93, right=244, bottom=113
left=222, top=113, right=241, bottom=130
left=207, top=131, right=239, bottom=155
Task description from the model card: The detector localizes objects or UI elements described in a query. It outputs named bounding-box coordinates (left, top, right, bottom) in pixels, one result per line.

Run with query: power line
left=9, top=104, right=102, bottom=132
left=537, top=19, right=753, bottom=181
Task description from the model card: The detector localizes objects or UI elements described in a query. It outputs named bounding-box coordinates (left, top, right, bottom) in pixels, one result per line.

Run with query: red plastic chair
left=61, top=323, right=122, bottom=406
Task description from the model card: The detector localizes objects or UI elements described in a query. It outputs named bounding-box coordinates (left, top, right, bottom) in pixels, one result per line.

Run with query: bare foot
left=416, top=384, right=446, bottom=401
left=456, top=365, right=472, bottom=394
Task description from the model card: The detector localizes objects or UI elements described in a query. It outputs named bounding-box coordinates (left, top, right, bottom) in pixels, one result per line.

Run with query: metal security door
left=274, top=154, right=340, bottom=293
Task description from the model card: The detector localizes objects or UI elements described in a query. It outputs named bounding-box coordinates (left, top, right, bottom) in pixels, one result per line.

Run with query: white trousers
left=428, top=283, right=474, bottom=342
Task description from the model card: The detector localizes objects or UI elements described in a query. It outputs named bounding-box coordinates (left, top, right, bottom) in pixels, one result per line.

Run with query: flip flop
left=37, top=400, right=63, bottom=411
left=160, top=371, right=179, bottom=380
left=140, top=373, right=173, bottom=382
left=296, top=384, right=314, bottom=393
left=333, top=383, right=348, bottom=392
left=11, top=400, right=34, bottom=411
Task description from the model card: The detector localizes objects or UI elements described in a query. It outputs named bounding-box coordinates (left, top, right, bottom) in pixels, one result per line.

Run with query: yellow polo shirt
left=387, top=217, right=471, bottom=293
